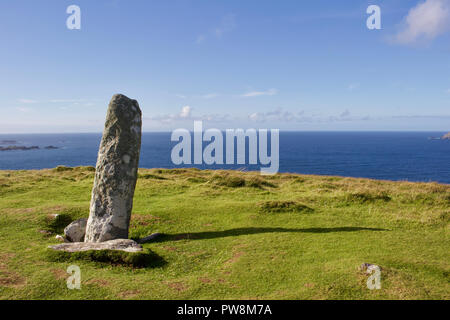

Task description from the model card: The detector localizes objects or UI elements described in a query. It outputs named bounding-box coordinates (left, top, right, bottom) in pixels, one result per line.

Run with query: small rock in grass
left=138, top=233, right=163, bottom=244
left=55, top=235, right=66, bottom=242
left=64, top=218, right=88, bottom=242
left=360, top=263, right=381, bottom=273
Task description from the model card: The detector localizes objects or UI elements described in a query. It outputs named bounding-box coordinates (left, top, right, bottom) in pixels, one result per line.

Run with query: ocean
left=0, top=132, right=449, bottom=184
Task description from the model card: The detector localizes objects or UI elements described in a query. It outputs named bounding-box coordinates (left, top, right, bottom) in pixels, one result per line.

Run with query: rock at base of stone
left=48, top=239, right=143, bottom=253
left=55, top=235, right=67, bottom=242
left=64, top=218, right=88, bottom=242
left=137, top=233, right=163, bottom=244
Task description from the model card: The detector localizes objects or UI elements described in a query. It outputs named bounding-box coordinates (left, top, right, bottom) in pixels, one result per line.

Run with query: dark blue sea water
left=0, top=132, right=449, bottom=184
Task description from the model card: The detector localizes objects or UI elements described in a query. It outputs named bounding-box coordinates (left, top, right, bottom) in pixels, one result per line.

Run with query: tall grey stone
left=84, top=94, right=142, bottom=243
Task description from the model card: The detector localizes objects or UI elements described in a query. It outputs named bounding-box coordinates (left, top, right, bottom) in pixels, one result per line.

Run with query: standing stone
left=84, top=94, right=142, bottom=243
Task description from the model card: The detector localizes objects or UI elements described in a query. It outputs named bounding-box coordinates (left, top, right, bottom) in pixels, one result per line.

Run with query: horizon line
left=0, top=130, right=448, bottom=135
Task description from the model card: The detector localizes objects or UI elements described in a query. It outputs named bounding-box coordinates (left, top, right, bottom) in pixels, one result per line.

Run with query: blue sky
left=0, top=0, right=449, bottom=133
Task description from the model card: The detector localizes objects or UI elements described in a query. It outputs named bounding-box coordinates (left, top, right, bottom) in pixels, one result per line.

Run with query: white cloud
left=146, top=105, right=231, bottom=124
left=148, top=106, right=371, bottom=126
left=198, top=93, right=219, bottom=99
left=392, top=0, right=450, bottom=45
left=348, top=83, right=360, bottom=91
left=241, top=88, right=279, bottom=97
left=214, top=14, right=236, bottom=37
left=147, top=105, right=193, bottom=123
left=50, top=99, right=82, bottom=103
left=249, top=108, right=371, bottom=123
left=196, top=14, right=236, bottom=44
left=18, top=99, right=37, bottom=104
left=179, top=105, right=192, bottom=118
left=200, top=113, right=232, bottom=122
left=340, top=109, right=351, bottom=118
left=48, top=98, right=100, bottom=108
left=175, top=93, right=218, bottom=99
left=16, top=107, right=33, bottom=113
left=196, top=35, right=206, bottom=44
left=249, top=108, right=302, bottom=122
left=16, top=98, right=99, bottom=108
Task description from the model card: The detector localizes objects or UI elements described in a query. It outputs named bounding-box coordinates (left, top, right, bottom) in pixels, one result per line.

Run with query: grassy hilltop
left=0, top=167, right=449, bottom=300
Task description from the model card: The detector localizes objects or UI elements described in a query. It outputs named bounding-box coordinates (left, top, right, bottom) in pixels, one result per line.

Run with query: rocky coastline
left=0, top=145, right=59, bottom=151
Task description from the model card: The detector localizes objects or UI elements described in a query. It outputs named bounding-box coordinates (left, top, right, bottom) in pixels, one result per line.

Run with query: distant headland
left=428, top=132, right=450, bottom=140
left=0, top=139, right=60, bottom=151
left=0, top=145, right=59, bottom=152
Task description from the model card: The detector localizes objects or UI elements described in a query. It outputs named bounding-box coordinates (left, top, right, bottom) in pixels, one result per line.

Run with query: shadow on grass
left=150, top=227, right=388, bottom=242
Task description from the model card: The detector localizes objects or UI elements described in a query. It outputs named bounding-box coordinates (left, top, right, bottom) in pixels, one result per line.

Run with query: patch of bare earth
left=198, top=277, right=212, bottom=284
left=130, top=214, right=162, bottom=227
left=166, top=281, right=188, bottom=292
left=50, top=268, right=67, bottom=280
left=117, top=289, right=141, bottom=299
left=85, top=278, right=110, bottom=287
left=377, top=269, right=426, bottom=299
left=45, top=205, right=69, bottom=213
left=188, top=251, right=207, bottom=257
left=162, top=246, right=178, bottom=252
left=224, top=244, right=248, bottom=266
left=0, top=253, right=26, bottom=288
left=3, top=207, right=35, bottom=215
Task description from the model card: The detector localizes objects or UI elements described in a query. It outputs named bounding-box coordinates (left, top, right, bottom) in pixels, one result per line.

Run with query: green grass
left=45, top=248, right=164, bottom=268
left=0, top=167, right=449, bottom=300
